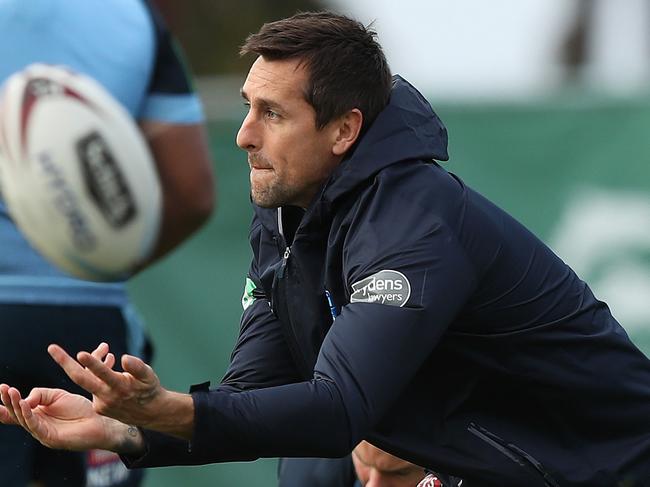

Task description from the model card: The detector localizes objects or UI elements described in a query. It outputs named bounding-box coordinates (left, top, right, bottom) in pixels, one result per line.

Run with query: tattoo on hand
left=116, top=424, right=144, bottom=455
left=127, top=425, right=138, bottom=437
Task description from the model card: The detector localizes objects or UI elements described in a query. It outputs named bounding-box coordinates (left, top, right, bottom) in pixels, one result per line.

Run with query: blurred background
left=130, top=0, right=650, bottom=485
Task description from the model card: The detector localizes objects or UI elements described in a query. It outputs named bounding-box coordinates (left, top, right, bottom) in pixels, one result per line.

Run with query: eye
left=264, top=109, right=280, bottom=120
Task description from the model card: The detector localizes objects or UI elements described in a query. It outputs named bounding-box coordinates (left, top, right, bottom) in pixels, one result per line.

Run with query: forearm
left=142, top=390, right=195, bottom=440
left=140, top=122, right=214, bottom=266
left=106, top=391, right=193, bottom=462
left=122, top=378, right=352, bottom=469
left=190, top=378, right=354, bottom=462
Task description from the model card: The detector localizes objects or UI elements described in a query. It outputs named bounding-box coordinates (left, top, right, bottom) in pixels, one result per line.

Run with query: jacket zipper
left=277, top=207, right=291, bottom=280
left=277, top=246, right=291, bottom=280
left=271, top=246, right=291, bottom=314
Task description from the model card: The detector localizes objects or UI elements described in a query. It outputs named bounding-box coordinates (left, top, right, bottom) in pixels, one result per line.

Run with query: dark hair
left=240, top=11, right=392, bottom=131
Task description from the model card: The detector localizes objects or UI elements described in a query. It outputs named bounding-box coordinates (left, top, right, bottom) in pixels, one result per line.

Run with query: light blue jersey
left=0, top=0, right=203, bottom=305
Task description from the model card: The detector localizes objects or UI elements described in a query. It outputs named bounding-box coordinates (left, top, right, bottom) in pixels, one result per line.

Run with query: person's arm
left=134, top=1, right=215, bottom=268
left=0, top=293, right=320, bottom=464
left=40, top=295, right=305, bottom=465
left=138, top=121, right=214, bottom=265
left=45, top=255, right=305, bottom=465
left=46, top=290, right=301, bottom=440
left=46, top=344, right=194, bottom=439
left=127, top=292, right=307, bottom=467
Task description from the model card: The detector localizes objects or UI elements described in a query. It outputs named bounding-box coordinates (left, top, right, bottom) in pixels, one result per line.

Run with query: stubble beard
left=250, top=176, right=294, bottom=208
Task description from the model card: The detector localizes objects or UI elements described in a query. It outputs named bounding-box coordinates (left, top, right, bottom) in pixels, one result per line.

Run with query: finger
left=8, top=388, right=28, bottom=430
left=77, top=351, right=125, bottom=389
left=19, top=398, right=44, bottom=440
left=48, top=344, right=106, bottom=395
left=0, top=386, right=17, bottom=425
left=86, top=342, right=116, bottom=371
left=0, top=385, right=18, bottom=423
left=0, top=405, right=17, bottom=425
left=90, top=342, right=109, bottom=361
left=24, top=388, right=60, bottom=408
left=122, top=355, right=154, bottom=382
left=103, top=353, right=116, bottom=369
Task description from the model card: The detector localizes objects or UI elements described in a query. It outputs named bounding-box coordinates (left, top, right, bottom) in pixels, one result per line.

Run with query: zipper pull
left=277, top=246, right=291, bottom=280
left=325, top=289, right=339, bottom=321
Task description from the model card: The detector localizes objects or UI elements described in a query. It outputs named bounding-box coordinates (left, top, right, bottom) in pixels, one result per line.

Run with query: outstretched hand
left=0, top=345, right=142, bottom=453
left=48, top=342, right=164, bottom=428
left=0, top=385, right=115, bottom=451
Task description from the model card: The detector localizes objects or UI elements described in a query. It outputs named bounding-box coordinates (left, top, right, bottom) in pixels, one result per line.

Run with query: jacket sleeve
left=128, top=178, right=478, bottom=466
left=122, top=294, right=305, bottom=468
left=123, top=219, right=303, bottom=467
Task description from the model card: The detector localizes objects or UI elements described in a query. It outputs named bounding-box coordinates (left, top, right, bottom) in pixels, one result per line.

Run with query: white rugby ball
left=0, top=64, right=161, bottom=281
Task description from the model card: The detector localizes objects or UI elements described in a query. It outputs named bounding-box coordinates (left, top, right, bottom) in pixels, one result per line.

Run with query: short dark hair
left=240, top=11, right=392, bottom=131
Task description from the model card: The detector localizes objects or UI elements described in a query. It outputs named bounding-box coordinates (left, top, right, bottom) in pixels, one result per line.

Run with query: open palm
left=1, top=386, right=118, bottom=452
left=28, top=388, right=113, bottom=451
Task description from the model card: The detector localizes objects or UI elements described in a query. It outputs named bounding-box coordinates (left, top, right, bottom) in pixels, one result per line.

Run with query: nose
left=236, top=111, right=260, bottom=152
left=365, top=471, right=391, bottom=487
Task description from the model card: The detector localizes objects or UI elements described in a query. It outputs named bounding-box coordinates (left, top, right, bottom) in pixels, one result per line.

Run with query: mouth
left=249, top=155, right=273, bottom=171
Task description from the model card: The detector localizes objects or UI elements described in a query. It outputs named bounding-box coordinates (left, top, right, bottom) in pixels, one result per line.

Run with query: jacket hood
left=320, top=74, right=449, bottom=204
left=253, top=75, right=449, bottom=237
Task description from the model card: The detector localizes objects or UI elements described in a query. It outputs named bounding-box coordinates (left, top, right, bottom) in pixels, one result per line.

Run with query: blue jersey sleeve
left=139, top=0, right=204, bottom=124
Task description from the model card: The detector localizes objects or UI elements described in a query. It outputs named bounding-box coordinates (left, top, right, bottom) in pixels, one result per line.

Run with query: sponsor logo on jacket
left=350, top=270, right=411, bottom=307
left=241, top=277, right=257, bottom=311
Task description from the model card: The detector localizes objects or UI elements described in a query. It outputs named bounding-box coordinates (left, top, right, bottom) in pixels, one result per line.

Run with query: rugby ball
left=0, top=64, right=161, bottom=281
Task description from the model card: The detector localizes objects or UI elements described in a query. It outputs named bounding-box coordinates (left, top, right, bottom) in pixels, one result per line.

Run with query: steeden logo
left=350, top=270, right=411, bottom=307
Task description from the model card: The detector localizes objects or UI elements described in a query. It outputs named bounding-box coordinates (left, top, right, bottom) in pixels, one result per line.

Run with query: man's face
left=352, top=441, right=427, bottom=487
left=237, top=56, right=342, bottom=208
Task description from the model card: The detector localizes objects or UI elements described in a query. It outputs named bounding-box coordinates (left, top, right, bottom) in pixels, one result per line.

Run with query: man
left=2, top=11, right=650, bottom=487
left=278, top=442, right=433, bottom=487
left=353, top=441, right=428, bottom=487
left=0, top=0, right=214, bottom=486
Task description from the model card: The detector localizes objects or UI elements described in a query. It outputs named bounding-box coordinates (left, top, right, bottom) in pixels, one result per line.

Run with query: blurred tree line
left=153, top=0, right=325, bottom=75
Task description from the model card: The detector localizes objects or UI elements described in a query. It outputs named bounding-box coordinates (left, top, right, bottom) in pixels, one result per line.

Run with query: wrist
left=104, top=417, right=145, bottom=455
left=143, top=389, right=195, bottom=440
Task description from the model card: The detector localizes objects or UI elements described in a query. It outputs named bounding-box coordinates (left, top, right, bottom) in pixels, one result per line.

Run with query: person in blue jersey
left=0, top=0, right=214, bottom=486
left=3, top=10, right=650, bottom=487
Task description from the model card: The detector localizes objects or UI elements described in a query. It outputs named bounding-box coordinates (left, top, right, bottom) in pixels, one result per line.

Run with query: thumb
left=25, top=388, right=62, bottom=408
left=121, top=355, right=152, bottom=382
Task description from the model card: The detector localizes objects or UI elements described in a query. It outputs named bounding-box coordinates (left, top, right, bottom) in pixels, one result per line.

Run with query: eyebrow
left=240, top=88, right=285, bottom=113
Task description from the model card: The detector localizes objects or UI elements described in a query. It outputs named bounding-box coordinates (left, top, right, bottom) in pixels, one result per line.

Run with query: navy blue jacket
left=127, top=77, right=650, bottom=486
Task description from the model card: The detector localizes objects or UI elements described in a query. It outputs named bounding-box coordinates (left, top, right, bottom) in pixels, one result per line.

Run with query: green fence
left=129, top=95, right=650, bottom=486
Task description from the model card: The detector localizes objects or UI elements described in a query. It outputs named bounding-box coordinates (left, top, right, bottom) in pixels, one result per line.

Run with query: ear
left=331, top=109, right=363, bottom=156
